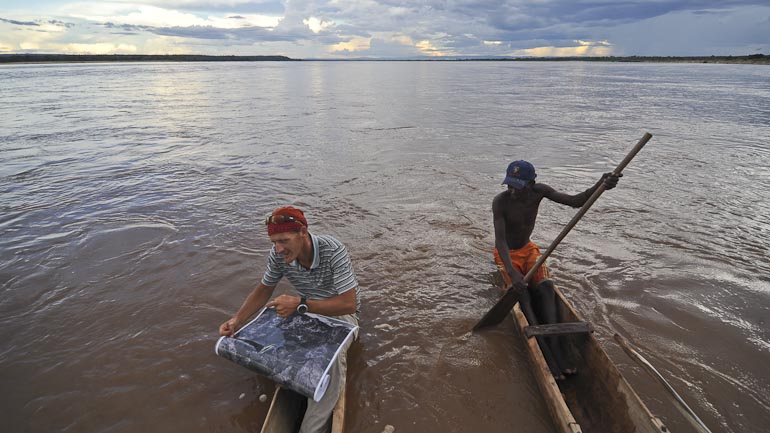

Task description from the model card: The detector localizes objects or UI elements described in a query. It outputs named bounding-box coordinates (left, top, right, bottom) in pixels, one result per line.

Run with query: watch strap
left=297, top=296, right=308, bottom=314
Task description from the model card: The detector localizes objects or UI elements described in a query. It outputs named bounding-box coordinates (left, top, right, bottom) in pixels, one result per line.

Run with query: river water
left=1, top=61, right=768, bottom=433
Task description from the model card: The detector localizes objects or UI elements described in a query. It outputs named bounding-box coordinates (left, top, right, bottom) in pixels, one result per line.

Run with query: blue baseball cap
left=502, top=160, right=536, bottom=189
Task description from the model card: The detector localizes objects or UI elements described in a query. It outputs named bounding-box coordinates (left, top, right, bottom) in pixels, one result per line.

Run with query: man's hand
left=219, top=318, right=239, bottom=337
left=509, top=280, right=528, bottom=294
left=267, top=294, right=301, bottom=318
left=601, top=172, right=623, bottom=190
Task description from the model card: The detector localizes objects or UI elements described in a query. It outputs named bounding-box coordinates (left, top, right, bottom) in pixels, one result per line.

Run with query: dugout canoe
left=512, top=285, right=668, bottom=433
left=260, top=381, right=347, bottom=433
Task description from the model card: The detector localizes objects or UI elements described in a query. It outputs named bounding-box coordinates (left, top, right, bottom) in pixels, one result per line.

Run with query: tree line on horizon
left=0, top=54, right=296, bottom=63
left=0, top=53, right=766, bottom=64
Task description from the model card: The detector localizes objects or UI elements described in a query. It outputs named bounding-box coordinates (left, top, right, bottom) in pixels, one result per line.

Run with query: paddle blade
left=473, top=287, right=520, bottom=331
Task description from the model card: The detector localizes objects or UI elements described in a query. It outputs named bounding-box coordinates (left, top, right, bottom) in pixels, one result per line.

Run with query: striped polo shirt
left=261, top=233, right=360, bottom=312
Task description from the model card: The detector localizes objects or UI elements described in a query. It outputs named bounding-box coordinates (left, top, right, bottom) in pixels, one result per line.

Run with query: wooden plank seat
left=524, top=321, right=593, bottom=339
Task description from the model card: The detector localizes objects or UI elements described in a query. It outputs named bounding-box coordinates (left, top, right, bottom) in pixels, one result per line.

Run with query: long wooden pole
left=474, top=132, right=652, bottom=330
left=524, top=131, right=651, bottom=282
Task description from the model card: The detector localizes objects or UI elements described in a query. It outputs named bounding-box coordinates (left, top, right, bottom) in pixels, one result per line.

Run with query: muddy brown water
left=1, top=61, right=769, bottom=433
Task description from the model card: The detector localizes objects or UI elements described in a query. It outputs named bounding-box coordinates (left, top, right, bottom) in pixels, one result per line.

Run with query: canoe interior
left=259, top=382, right=347, bottom=433
left=259, top=387, right=306, bottom=433
left=513, top=286, right=667, bottom=433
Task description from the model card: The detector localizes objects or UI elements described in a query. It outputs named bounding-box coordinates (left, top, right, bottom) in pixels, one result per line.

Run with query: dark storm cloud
left=428, top=0, right=765, bottom=27
left=366, top=0, right=765, bottom=38
left=102, top=22, right=153, bottom=32
left=48, top=19, right=76, bottom=28
left=1, top=17, right=39, bottom=26
left=149, top=24, right=327, bottom=43
left=160, top=1, right=768, bottom=51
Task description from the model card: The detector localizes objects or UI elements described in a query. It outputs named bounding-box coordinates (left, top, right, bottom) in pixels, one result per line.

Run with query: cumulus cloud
left=328, top=36, right=370, bottom=54
left=62, top=42, right=138, bottom=54
left=514, top=41, right=614, bottom=57
left=61, top=3, right=280, bottom=29
left=99, top=0, right=284, bottom=14
left=303, top=17, right=332, bottom=34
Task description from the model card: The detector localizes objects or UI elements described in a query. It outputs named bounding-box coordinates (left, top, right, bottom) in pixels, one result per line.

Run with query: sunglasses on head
left=264, top=214, right=305, bottom=226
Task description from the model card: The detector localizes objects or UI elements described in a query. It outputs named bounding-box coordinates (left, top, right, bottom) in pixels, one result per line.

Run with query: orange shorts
left=494, top=241, right=551, bottom=287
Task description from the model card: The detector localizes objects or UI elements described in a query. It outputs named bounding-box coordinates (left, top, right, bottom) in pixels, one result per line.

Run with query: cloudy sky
left=1, top=1, right=769, bottom=59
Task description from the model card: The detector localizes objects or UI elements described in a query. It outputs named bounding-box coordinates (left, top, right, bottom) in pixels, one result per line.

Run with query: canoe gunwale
left=513, top=303, right=583, bottom=433
left=512, top=286, right=667, bottom=433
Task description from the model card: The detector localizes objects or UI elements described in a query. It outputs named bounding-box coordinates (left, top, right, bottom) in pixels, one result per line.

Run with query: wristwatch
left=297, top=296, right=308, bottom=314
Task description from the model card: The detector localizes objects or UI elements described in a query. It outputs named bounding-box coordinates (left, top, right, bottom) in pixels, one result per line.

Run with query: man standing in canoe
left=493, top=160, right=619, bottom=380
left=219, top=205, right=360, bottom=433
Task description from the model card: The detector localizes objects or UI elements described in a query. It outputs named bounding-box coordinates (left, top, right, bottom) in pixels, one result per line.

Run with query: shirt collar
left=309, top=233, right=320, bottom=269
left=291, top=232, right=320, bottom=270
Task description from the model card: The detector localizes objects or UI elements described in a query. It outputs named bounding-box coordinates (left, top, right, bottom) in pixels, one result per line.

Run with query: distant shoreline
left=1, top=53, right=767, bottom=65
left=498, top=54, right=769, bottom=65
left=0, top=54, right=297, bottom=64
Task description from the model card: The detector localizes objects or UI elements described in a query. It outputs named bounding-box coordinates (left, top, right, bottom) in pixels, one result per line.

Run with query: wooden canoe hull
left=512, top=286, right=668, bottom=433
left=260, top=382, right=346, bottom=433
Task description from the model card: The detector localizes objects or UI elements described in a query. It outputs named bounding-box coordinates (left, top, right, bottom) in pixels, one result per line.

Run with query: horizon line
left=1, top=53, right=768, bottom=64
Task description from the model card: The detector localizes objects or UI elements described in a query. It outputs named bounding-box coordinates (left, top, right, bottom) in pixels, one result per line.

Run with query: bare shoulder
left=533, top=182, right=556, bottom=196
left=492, top=190, right=510, bottom=209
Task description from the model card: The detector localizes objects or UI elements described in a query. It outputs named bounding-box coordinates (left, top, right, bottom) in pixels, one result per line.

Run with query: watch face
left=297, top=304, right=308, bottom=314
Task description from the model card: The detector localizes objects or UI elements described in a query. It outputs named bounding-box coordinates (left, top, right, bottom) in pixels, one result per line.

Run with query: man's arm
left=492, top=197, right=526, bottom=291
left=541, top=172, right=621, bottom=208
left=219, top=283, right=275, bottom=336
left=268, top=288, right=357, bottom=317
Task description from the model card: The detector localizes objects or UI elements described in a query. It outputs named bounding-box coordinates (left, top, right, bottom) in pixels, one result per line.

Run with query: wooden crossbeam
left=524, top=322, right=594, bottom=338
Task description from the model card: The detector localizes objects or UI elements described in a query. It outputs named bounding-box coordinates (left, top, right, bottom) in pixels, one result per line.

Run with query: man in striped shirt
left=219, top=205, right=360, bottom=433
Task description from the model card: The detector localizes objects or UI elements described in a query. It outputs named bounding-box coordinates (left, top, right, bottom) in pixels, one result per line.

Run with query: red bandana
left=266, top=206, right=307, bottom=235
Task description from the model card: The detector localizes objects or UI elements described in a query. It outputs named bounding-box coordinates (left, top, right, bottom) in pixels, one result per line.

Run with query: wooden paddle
left=473, top=132, right=653, bottom=331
